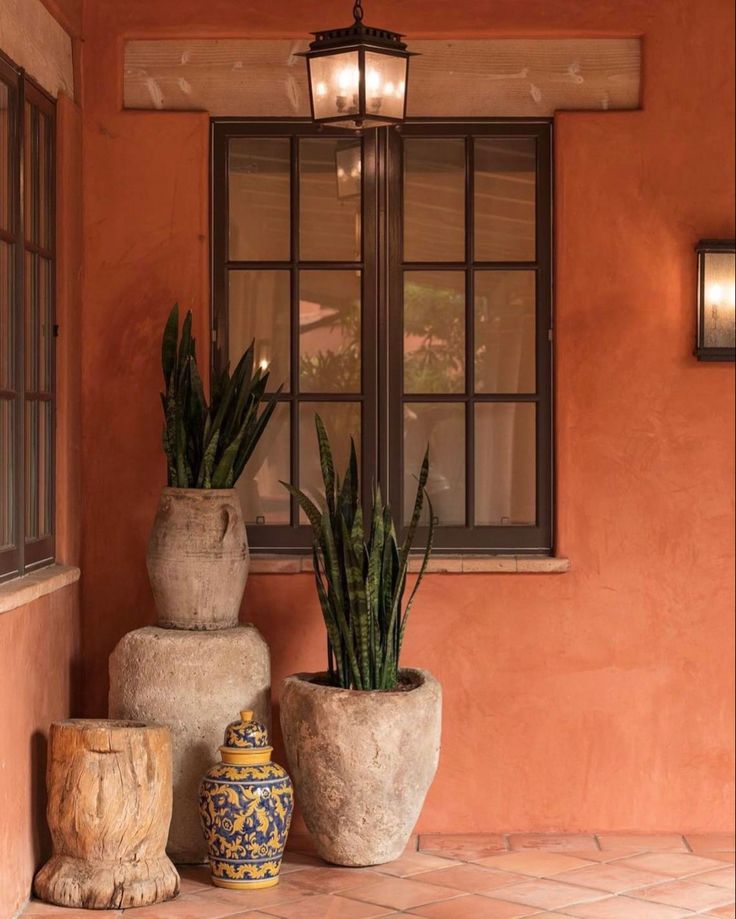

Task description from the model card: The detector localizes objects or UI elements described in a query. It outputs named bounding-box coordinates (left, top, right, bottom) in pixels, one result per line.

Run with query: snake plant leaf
left=337, top=437, right=359, bottom=530
left=162, top=304, right=179, bottom=386
left=401, top=446, right=430, bottom=569
left=400, top=491, right=435, bottom=649
left=314, top=414, right=336, bottom=518
left=280, top=481, right=322, bottom=533
left=158, top=306, right=281, bottom=491
left=177, top=310, right=193, bottom=378
left=233, top=386, right=283, bottom=480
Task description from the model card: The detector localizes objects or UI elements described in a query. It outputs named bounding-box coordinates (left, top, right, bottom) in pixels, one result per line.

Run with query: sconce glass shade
left=302, top=21, right=413, bottom=130
left=695, top=239, right=736, bottom=362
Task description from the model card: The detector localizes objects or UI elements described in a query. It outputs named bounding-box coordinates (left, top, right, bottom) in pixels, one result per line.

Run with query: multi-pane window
left=0, top=54, right=56, bottom=581
left=212, top=120, right=551, bottom=553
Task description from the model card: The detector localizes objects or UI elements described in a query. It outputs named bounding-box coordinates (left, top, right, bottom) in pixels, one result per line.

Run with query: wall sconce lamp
left=695, top=239, right=735, bottom=362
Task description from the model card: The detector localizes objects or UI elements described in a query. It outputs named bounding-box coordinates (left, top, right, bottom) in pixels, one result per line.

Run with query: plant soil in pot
left=148, top=305, right=281, bottom=629
left=281, top=669, right=441, bottom=866
left=279, top=416, right=442, bottom=866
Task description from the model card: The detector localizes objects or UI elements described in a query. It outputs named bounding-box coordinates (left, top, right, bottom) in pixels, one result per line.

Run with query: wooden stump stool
left=34, top=719, right=180, bottom=909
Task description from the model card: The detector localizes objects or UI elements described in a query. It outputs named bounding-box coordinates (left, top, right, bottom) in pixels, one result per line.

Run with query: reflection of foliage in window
left=299, top=299, right=361, bottom=392
left=404, top=281, right=465, bottom=393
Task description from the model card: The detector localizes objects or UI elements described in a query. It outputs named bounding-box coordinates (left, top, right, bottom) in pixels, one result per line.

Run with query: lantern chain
left=353, top=0, right=364, bottom=22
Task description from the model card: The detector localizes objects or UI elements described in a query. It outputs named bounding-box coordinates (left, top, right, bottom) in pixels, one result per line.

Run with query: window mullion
left=14, top=72, right=26, bottom=575
left=289, top=134, right=299, bottom=529
left=465, top=134, right=474, bottom=530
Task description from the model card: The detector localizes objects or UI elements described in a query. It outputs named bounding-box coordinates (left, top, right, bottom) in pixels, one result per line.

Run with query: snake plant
left=160, top=304, right=281, bottom=488
left=282, top=415, right=435, bottom=691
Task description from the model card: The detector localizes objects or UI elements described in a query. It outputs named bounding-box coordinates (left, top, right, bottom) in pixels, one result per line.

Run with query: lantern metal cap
left=306, top=21, right=410, bottom=53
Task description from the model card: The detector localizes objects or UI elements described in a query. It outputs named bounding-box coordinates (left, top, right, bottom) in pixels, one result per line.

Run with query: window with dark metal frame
left=211, top=119, right=552, bottom=554
left=0, top=53, right=56, bottom=582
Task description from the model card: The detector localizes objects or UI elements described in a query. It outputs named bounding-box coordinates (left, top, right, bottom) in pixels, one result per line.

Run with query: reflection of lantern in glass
left=301, top=0, right=414, bottom=130
left=335, top=144, right=362, bottom=198
left=695, top=239, right=736, bottom=362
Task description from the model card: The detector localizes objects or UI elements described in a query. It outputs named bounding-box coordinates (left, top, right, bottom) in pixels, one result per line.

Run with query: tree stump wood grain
left=33, top=719, right=180, bottom=909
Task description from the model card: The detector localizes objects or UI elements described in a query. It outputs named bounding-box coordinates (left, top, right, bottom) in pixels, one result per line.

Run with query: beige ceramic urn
left=146, top=487, right=250, bottom=630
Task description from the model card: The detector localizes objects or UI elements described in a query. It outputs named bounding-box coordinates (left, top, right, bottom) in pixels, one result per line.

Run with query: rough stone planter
left=109, top=624, right=270, bottom=863
left=147, top=487, right=249, bottom=630
left=280, top=669, right=442, bottom=866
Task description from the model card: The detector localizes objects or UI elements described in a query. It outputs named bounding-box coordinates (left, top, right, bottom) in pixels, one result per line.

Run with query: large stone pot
left=280, top=669, right=442, bottom=866
left=147, top=487, right=249, bottom=630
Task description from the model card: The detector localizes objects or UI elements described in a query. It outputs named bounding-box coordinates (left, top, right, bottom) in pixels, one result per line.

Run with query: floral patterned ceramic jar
left=199, top=710, right=293, bottom=889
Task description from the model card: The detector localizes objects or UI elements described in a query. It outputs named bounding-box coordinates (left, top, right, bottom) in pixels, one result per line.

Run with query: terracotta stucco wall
left=0, top=88, right=83, bottom=919
left=81, top=0, right=735, bottom=833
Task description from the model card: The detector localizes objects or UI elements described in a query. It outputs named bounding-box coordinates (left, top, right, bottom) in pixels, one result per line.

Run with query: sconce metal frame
left=695, top=238, right=736, bottom=362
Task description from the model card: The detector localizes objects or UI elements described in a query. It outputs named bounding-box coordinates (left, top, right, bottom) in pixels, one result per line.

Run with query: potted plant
left=279, top=416, right=441, bottom=866
left=146, top=304, right=281, bottom=630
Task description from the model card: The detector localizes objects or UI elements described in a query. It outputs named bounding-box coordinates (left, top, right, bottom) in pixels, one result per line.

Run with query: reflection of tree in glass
left=299, top=296, right=361, bottom=392
left=404, top=280, right=465, bottom=393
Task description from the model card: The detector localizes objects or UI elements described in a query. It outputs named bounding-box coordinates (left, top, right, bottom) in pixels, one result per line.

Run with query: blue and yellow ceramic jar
left=199, top=710, right=293, bottom=889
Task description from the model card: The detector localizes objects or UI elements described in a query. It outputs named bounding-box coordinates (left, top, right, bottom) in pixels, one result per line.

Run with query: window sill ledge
left=249, top=555, right=570, bottom=575
left=0, top=564, right=81, bottom=616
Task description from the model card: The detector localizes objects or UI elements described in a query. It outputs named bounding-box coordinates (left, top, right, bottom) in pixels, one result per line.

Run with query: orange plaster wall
left=80, top=0, right=735, bottom=833
left=0, top=93, right=83, bottom=917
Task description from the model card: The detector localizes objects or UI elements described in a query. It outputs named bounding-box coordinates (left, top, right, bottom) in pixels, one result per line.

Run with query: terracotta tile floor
left=22, top=834, right=735, bottom=919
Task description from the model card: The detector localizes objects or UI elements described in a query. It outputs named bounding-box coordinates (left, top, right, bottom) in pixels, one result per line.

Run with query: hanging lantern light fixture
left=301, top=0, right=414, bottom=130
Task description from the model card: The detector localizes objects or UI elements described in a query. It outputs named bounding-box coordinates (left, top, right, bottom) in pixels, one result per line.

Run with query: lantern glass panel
left=308, top=51, right=360, bottom=121
left=702, top=250, right=736, bottom=349
left=364, top=51, right=407, bottom=121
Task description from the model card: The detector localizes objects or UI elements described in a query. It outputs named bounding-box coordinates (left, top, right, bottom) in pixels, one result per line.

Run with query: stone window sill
left=0, top=564, right=81, bottom=616
left=249, top=555, right=570, bottom=575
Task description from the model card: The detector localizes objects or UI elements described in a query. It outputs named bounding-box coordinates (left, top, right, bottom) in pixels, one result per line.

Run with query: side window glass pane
left=300, top=138, right=361, bottom=262
left=475, top=137, right=536, bottom=262
left=475, top=270, right=536, bottom=393
left=474, top=403, right=536, bottom=525
left=236, top=402, right=291, bottom=525
left=404, top=271, right=465, bottom=394
left=300, top=269, right=361, bottom=394
left=229, top=269, right=290, bottom=392
left=229, top=137, right=290, bottom=261
left=403, top=138, right=465, bottom=262
left=404, top=402, right=465, bottom=526
left=299, top=402, right=361, bottom=518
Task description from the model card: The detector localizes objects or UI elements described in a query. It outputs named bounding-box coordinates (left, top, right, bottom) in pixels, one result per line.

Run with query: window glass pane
left=300, top=270, right=361, bottom=394
left=229, top=269, right=290, bottom=392
left=475, top=137, right=536, bottom=262
left=229, top=137, right=290, bottom=261
left=475, top=403, right=536, bottom=525
left=0, top=241, right=12, bottom=390
left=404, top=402, right=465, bottom=526
left=39, top=112, right=50, bottom=250
left=24, top=251, right=38, bottom=390
left=0, top=398, right=13, bottom=550
left=39, top=399, right=52, bottom=536
left=24, top=399, right=38, bottom=537
left=24, top=101, right=34, bottom=244
left=236, top=401, right=290, bottom=525
left=300, top=138, right=361, bottom=262
left=364, top=51, right=407, bottom=121
left=299, top=401, right=361, bottom=520
left=475, top=270, right=536, bottom=393
left=404, top=271, right=465, bottom=394
left=39, top=257, right=51, bottom=392
left=0, top=82, right=10, bottom=234
left=307, top=50, right=360, bottom=122
left=403, top=138, right=465, bottom=262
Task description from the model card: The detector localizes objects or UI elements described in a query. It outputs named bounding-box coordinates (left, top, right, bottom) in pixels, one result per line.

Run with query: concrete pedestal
left=109, top=625, right=270, bottom=864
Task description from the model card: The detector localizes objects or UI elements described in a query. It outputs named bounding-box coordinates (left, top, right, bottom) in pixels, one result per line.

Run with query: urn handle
left=220, top=503, right=241, bottom=543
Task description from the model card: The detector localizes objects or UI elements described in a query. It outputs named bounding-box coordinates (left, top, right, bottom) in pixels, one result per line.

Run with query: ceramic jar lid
left=220, top=710, right=273, bottom=765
